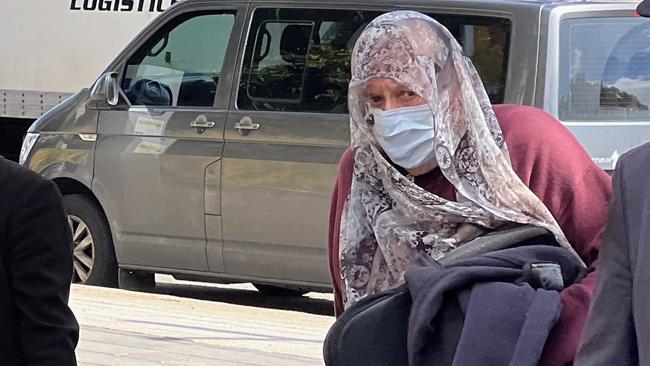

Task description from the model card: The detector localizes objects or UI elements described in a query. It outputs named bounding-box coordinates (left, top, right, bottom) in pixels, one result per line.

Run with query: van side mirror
left=90, top=72, right=120, bottom=106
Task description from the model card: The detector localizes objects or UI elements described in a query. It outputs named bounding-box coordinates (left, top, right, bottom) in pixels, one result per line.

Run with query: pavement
left=70, top=276, right=335, bottom=365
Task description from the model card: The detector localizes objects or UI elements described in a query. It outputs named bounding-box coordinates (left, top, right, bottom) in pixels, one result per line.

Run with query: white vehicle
left=0, top=0, right=178, bottom=161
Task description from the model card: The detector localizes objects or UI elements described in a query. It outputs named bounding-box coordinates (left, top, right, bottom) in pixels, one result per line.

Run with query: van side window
left=122, top=11, right=235, bottom=107
left=237, top=9, right=511, bottom=114
left=558, top=17, right=650, bottom=122
left=238, top=9, right=383, bottom=113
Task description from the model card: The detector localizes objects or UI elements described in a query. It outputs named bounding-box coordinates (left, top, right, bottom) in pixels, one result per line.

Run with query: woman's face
left=366, top=77, right=427, bottom=111
left=366, top=77, right=438, bottom=176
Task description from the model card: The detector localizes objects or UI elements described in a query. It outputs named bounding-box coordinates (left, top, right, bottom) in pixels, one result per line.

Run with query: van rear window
left=558, top=17, right=650, bottom=121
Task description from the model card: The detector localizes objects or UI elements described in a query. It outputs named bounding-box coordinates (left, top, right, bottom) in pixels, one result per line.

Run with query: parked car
left=19, top=0, right=650, bottom=294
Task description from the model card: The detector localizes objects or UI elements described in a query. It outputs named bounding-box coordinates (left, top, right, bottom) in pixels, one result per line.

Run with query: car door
left=218, top=6, right=386, bottom=287
left=93, top=3, right=246, bottom=273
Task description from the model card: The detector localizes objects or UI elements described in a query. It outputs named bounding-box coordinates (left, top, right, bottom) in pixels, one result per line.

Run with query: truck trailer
left=0, top=0, right=178, bottom=161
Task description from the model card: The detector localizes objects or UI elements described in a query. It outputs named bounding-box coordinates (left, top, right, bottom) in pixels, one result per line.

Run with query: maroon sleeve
left=329, top=147, right=355, bottom=317
left=494, top=105, right=612, bottom=366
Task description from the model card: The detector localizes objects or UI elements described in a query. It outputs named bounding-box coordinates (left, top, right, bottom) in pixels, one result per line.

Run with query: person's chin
left=405, top=160, right=439, bottom=176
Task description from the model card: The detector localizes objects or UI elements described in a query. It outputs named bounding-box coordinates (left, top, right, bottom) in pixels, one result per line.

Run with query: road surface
left=70, top=276, right=335, bottom=365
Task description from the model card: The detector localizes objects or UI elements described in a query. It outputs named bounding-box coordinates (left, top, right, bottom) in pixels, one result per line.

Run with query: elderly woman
left=328, top=11, right=612, bottom=366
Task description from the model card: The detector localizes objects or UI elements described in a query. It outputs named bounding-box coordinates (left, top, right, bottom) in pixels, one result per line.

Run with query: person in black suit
left=575, top=141, right=650, bottom=366
left=0, top=158, right=79, bottom=365
left=576, top=3, right=650, bottom=364
left=638, top=0, right=650, bottom=17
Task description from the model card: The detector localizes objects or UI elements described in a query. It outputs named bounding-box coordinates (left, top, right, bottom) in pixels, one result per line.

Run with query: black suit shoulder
left=613, top=142, right=650, bottom=272
left=0, top=158, right=60, bottom=239
left=0, top=158, right=61, bottom=222
left=0, top=158, right=59, bottom=213
left=620, top=142, right=650, bottom=172
left=0, top=158, right=52, bottom=196
left=617, top=143, right=650, bottom=204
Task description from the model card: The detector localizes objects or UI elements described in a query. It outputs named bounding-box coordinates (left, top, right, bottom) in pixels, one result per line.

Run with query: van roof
left=184, top=0, right=639, bottom=9
left=192, top=0, right=639, bottom=4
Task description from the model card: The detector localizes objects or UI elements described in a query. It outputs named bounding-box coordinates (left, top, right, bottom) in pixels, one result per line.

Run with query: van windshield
left=558, top=17, right=650, bottom=122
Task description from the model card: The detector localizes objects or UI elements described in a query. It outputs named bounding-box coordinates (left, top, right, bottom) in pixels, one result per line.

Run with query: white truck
left=0, top=0, right=178, bottom=161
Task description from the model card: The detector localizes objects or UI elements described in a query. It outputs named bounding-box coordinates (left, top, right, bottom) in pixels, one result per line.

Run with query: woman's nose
left=383, top=98, right=398, bottom=111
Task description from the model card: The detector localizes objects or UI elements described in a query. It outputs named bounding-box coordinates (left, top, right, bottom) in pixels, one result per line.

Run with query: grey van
left=19, top=0, right=650, bottom=293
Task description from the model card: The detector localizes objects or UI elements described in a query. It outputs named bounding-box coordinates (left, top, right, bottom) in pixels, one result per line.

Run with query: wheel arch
left=58, top=180, right=119, bottom=287
left=51, top=176, right=119, bottom=258
left=52, top=177, right=110, bottom=223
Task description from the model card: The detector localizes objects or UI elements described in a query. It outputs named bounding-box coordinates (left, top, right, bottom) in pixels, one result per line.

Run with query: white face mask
left=371, top=104, right=436, bottom=170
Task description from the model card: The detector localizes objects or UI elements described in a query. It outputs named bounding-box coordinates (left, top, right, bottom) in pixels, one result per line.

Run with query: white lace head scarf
left=340, top=11, right=580, bottom=309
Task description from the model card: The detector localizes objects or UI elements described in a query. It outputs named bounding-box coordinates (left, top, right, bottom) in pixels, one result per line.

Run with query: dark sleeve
left=574, top=157, right=638, bottom=366
left=8, top=178, right=79, bottom=366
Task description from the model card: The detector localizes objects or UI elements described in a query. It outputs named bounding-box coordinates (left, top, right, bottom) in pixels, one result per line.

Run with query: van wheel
left=253, top=283, right=307, bottom=297
left=63, top=194, right=118, bottom=287
left=119, top=268, right=156, bottom=291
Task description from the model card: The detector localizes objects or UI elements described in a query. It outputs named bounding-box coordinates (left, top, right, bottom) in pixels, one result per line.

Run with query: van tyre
left=253, top=283, right=307, bottom=297
left=118, top=268, right=156, bottom=291
left=63, top=194, right=118, bottom=287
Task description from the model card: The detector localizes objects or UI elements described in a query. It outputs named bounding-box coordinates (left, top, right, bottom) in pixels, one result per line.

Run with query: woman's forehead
left=365, top=78, right=410, bottom=93
left=352, top=16, right=450, bottom=80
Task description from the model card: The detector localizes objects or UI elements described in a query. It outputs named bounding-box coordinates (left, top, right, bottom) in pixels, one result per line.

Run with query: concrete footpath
left=69, top=280, right=335, bottom=366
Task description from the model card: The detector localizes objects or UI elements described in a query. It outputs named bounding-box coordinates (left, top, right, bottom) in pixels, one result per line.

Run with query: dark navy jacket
left=406, top=245, right=586, bottom=366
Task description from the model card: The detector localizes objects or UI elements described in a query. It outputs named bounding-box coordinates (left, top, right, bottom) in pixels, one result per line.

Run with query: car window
left=237, top=9, right=511, bottom=114
left=122, top=11, right=235, bottom=107
left=238, top=9, right=382, bottom=113
left=246, top=20, right=315, bottom=103
left=558, top=17, right=650, bottom=121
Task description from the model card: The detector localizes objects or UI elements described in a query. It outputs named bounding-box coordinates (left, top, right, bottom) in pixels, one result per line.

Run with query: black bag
left=323, top=225, right=565, bottom=366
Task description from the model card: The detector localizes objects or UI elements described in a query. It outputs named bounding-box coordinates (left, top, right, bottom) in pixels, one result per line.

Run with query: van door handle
left=234, top=116, right=260, bottom=136
left=190, top=115, right=216, bottom=134
left=190, top=120, right=216, bottom=129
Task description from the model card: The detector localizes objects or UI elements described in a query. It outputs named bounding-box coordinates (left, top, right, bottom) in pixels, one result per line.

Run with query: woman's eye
left=370, top=96, right=383, bottom=103
left=405, top=91, right=417, bottom=97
